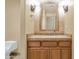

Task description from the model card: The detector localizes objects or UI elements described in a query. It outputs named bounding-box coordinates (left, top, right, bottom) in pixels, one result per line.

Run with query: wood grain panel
left=28, top=41, right=40, bottom=47
left=28, top=48, right=49, bottom=59
left=59, top=41, right=71, bottom=47
left=50, top=48, right=60, bottom=59
left=42, top=41, right=57, bottom=47
left=40, top=48, right=49, bottom=59
left=28, top=48, right=41, bottom=59
left=61, top=49, right=71, bottom=59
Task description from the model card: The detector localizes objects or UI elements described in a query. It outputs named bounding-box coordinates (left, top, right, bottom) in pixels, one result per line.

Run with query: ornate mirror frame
left=39, top=2, right=59, bottom=33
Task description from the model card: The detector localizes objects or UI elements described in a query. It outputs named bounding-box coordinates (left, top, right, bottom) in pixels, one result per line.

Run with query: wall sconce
left=59, top=0, right=70, bottom=13
left=30, top=4, right=36, bottom=12
left=30, top=4, right=36, bottom=17
left=26, top=0, right=40, bottom=18
left=63, top=5, right=68, bottom=13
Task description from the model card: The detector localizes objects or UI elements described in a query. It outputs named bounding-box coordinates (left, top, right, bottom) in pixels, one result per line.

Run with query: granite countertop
left=27, top=34, right=72, bottom=41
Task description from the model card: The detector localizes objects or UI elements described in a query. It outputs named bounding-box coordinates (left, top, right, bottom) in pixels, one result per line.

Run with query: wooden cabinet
left=50, top=48, right=60, bottom=59
left=61, top=48, right=71, bottom=59
left=28, top=48, right=49, bottom=59
left=59, top=41, right=71, bottom=47
left=27, top=40, right=72, bottom=59
left=42, top=41, right=57, bottom=47
left=28, top=41, right=40, bottom=47
left=28, top=48, right=41, bottom=59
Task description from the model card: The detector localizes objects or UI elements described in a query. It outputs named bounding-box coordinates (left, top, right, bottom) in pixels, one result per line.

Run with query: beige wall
left=25, top=0, right=74, bottom=35
left=5, top=0, right=20, bottom=41
left=5, top=0, right=26, bottom=59
left=25, top=5, right=35, bottom=34
left=25, top=4, right=35, bottom=34
left=5, top=0, right=74, bottom=39
left=64, top=1, right=74, bottom=34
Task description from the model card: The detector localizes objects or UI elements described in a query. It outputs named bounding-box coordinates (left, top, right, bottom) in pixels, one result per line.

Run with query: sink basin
left=5, top=41, right=17, bottom=59
left=28, top=35, right=71, bottom=39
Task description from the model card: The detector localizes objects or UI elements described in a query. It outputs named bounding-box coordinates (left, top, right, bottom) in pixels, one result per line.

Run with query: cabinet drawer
left=59, top=41, right=71, bottom=47
left=42, top=42, right=57, bottom=47
left=28, top=41, right=40, bottom=47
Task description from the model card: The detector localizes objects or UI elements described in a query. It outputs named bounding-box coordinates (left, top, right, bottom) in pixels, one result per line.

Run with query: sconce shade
left=31, top=4, right=36, bottom=12
left=63, top=6, right=68, bottom=12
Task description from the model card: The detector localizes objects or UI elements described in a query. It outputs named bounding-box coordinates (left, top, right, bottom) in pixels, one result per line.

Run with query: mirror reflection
left=41, top=1, right=58, bottom=31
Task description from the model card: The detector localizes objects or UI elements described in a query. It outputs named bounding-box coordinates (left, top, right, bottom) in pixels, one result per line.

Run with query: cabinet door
left=61, top=48, right=71, bottom=59
left=40, top=48, right=50, bottom=59
left=28, top=48, right=49, bottom=59
left=50, top=48, right=60, bottom=59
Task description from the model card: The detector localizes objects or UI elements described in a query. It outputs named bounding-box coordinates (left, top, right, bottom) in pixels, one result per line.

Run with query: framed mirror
left=40, top=1, right=59, bottom=32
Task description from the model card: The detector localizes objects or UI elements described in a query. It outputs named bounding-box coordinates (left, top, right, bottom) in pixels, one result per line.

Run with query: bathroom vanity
left=27, top=35, right=72, bottom=59
left=27, top=0, right=72, bottom=59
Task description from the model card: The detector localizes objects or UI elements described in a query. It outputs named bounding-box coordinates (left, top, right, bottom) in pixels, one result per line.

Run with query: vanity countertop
left=27, top=34, right=72, bottom=41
